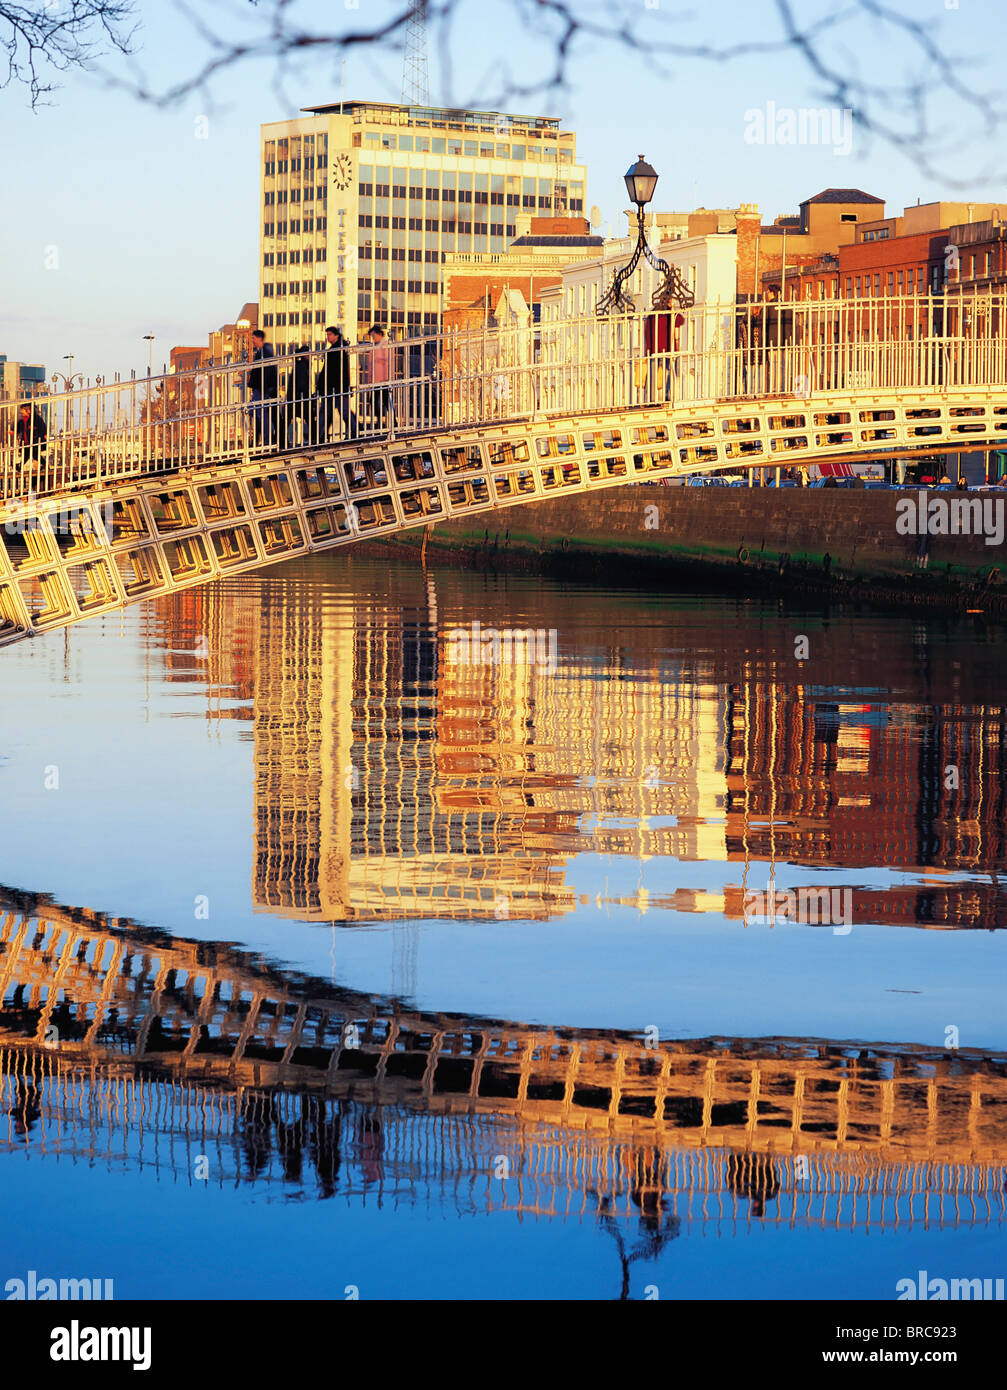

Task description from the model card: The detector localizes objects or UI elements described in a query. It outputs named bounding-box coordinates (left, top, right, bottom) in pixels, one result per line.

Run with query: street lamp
left=596, top=155, right=695, bottom=316
left=143, top=334, right=155, bottom=429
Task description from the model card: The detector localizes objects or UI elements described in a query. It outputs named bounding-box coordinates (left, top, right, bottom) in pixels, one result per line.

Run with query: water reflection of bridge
left=2, top=889, right=1005, bottom=1228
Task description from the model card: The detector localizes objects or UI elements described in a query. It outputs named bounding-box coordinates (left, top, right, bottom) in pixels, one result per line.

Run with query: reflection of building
left=724, top=676, right=1007, bottom=900
left=154, top=568, right=1007, bottom=931
left=244, top=567, right=737, bottom=920
left=246, top=574, right=577, bottom=921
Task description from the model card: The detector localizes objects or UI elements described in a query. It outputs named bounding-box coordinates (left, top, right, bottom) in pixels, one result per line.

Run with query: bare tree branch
left=5, top=0, right=1006, bottom=184
left=1, top=0, right=135, bottom=105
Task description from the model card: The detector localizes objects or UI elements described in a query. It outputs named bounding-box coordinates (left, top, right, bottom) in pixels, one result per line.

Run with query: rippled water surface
left=1, top=555, right=1005, bottom=1299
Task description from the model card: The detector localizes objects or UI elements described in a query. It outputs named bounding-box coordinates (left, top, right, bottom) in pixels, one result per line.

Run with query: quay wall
left=370, top=488, right=1007, bottom=614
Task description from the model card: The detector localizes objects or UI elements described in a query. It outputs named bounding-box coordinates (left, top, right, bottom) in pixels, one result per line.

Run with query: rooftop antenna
left=402, top=0, right=430, bottom=106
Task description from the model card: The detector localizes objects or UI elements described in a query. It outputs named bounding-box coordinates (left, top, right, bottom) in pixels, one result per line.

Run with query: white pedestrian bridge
left=2, top=293, right=1005, bottom=646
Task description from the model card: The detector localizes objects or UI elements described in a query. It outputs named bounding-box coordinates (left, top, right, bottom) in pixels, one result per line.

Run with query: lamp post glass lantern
left=596, top=155, right=695, bottom=316
left=624, top=156, right=658, bottom=209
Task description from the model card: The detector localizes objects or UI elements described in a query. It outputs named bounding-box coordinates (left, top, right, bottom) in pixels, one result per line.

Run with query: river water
left=1, top=553, right=1005, bottom=1300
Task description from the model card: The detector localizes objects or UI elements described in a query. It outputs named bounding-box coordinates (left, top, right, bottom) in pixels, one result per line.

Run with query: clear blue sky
left=2, top=0, right=1004, bottom=382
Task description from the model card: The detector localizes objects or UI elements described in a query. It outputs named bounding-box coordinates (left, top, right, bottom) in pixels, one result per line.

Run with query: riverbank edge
left=358, top=489, right=1007, bottom=618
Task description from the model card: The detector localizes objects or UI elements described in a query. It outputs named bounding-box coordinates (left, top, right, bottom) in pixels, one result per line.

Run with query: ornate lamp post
left=52, top=361, right=84, bottom=436
left=596, top=156, right=695, bottom=316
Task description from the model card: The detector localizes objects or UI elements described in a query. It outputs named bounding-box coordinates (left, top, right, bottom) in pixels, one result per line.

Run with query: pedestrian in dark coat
left=247, top=328, right=278, bottom=448
left=316, top=325, right=354, bottom=441
left=282, top=346, right=313, bottom=449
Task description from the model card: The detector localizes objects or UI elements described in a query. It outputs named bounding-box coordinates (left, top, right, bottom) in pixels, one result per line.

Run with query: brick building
left=757, top=189, right=885, bottom=300
left=167, top=303, right=258, bottom=412
left=441, top=215, right=603, bottom=331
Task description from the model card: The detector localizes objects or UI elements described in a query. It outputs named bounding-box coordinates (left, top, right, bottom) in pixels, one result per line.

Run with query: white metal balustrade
left=4, top=289, right=1007, bottom=501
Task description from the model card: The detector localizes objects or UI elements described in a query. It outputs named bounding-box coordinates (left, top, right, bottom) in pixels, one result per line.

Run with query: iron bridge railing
left=3, top=289, right=1007, bottom=501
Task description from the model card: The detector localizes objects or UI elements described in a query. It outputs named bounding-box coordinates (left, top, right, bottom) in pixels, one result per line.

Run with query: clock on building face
left=332, top=153, right=353, bottom=191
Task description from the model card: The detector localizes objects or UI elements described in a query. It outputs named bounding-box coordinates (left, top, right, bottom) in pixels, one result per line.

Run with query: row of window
left=264, top=134, right=327, bottom=156
left=361, top=198, right=567, bottom=218
left=359, top=216, right=512, bottom=237
left=356, top=297, right=436, bottom=320
left=261, top=311, right=329, bottom=327
left=260, top=310, right=441, bottom=334
left=952, top=250, right=996, bottom=279
left=262, top=218, right=327, bottom=237
left=264, top=187, right=327, bottom=205
left=262, top=280, right=328, bottom=297
left=263, top=154, right=327, bottom=176
left=361, top=189, right=521, bottom=208
left=361, top=168, right=580, bottom=194
left=843, top=269, right=932, bottom=297
left=361, top=187, right=505, bottom=204
left=783, top=253, right=999, bottom=302
left=263, top=249, right=325, bottom=266
left=358, top=131, right=574, bottom=162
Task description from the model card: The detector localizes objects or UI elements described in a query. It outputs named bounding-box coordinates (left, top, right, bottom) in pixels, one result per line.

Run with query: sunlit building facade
left=258, top=101, right=588, bottom=350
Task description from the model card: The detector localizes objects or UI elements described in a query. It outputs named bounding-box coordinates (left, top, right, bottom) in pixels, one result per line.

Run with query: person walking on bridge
left=359, top=324, right=394, bottom=434
left=282, top=345, right=312, bottom=450
left=15, top=402, right=47, bottom=464
left=317, top=325, right=353, bottom=443
left=247, top=328, right=278, bottom=450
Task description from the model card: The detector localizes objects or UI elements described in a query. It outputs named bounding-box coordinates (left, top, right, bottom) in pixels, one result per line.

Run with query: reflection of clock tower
left=327, top=149, right=358, bottom=340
